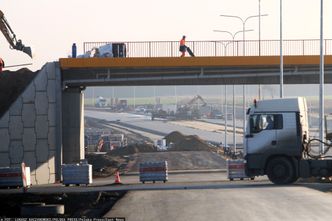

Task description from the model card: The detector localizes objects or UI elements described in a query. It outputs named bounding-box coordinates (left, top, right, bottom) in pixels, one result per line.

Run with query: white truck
left=245, top=97, right=332, bottom=184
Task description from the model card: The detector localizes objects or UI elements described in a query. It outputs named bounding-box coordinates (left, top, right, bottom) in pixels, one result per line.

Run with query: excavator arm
left=0, top=10, right=32, bottom=57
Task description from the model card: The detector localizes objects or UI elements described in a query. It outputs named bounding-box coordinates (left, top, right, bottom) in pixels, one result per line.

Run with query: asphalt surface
left=83, top=109, right=332, bottom=220
left=104, top=183, right=332, bottom=221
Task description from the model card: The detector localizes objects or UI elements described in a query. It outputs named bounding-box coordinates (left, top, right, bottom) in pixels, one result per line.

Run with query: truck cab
left=245, top=97, right=309, bottom=184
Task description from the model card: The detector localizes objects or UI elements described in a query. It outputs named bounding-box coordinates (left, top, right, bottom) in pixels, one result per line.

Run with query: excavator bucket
left=22, top=46, right=32, bottom=58
left=13, top=40, right=32, bottom=58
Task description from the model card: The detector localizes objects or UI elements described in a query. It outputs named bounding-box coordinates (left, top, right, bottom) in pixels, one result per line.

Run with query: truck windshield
left=249, top=114, right=282, bottom=133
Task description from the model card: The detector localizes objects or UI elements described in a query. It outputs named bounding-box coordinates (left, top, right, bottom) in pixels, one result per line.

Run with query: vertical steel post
left=225, top=85, right=228, bottom=148
left=233, top=85, right=236, bottom=152
left=258, top=0, right=261, bottom=56
left=280, top=0, right=284, bottom=98
left=319, top=0, right=325, bottom=154
left=243, top=84, right=246, bottom=149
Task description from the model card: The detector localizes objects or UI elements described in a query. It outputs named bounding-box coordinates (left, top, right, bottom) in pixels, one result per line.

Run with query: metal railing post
left=171, top=41, right=173, bottom=57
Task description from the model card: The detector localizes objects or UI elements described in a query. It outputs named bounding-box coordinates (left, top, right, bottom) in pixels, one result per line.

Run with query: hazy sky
left=1, top=0, right=331, bottom=71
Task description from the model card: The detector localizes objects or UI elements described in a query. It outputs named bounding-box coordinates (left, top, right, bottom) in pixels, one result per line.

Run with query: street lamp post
left=319, top=0, right=325, bottom=154
left=213, top=29, right=254, bottom=56
left=219, top=13, right=268, bottom=56
left=280, top=0, right=284, bottom=98
left=219, top=13, right=267, bottom=152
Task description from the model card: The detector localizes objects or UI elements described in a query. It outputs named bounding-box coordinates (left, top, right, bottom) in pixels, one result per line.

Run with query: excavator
left=0, top=10, right=32, bottom=58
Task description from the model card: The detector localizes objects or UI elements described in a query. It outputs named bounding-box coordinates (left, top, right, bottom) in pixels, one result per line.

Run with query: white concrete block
left=30, top=174, right=37, bottom=185
left=35, top=162, right=50, bottom=184
left=49, top=173, right=55, bottom=184
left=46, top=62, right=56, bottom=80
left=48, top=103, right=56, bottom=126
left=0, top=153, right=10, bottom=167
left=0, top=112, right=9, bottom=128
left=22, top=83, right=36, bottom=104
left=35, top=92, right=48, bottom=115
left=0, top=129, right=9, bottom=152
left=22, top=103, right=36, bottom=127
left=36, top=139, right=48, bottom=162
left=23, top=128, right=36, bottom=151
left=9, top=141, right=24, bottom=164
left=47, top=80, right=56, bottom=103
left=35, top=116, right=48, bottom=139
left=34, top=68, right=48, bottom=91
left=48, top=127, right=56, bottom=150
left=9, top=97, right=23, bottom=116
left=48, top=151, right=56, bottom=174
left=9, top=116, right=23, bottom=139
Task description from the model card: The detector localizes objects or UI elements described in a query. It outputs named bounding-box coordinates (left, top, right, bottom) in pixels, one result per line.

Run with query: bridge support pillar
left=62, top=88, right=84, bottom=163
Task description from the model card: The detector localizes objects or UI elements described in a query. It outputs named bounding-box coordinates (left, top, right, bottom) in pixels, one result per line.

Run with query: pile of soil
left=86, top=154, right=126, bottom=177
left=0, top=191, right=126, bottom=218
left=165, top=131, right=213, bottom=151
left=0, top=68, right=38, bottom=118
left=110, top=142, right=157, bottom=156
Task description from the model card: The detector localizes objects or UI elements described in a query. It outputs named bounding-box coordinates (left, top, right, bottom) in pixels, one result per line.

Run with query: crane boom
left=0, top=10, right=32, bottom=57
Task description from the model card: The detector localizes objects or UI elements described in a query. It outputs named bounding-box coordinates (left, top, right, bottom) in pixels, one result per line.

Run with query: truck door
left=276, top=112, right=300, bottom=155
left=246, top=114, right=278, bottom=155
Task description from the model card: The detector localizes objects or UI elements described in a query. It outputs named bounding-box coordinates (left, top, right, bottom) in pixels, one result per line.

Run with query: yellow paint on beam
left=59, top=55, right=332, bottom=69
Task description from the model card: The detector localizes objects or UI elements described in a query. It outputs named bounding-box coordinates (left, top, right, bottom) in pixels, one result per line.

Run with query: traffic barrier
left=0, top=163, right=31, bottom=188
left=139, top=161, right=168, bottom=183
left=227, top=159, right=252, bottom=181
left=62, top=161, right=92, bottom=186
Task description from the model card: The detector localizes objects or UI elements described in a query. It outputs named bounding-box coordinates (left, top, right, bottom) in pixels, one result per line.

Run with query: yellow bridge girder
left=59, top=55, right=332, bottom=70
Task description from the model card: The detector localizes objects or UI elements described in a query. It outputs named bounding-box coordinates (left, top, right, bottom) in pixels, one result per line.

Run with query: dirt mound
left=0, top=68, right=38, bottom=118
left=110, top=143, right=157, bottom=156
left=164, top=131, right=186, bottom=146
left=165, top=131, right=213, bottom=151
left=86, top=154, right=126, bottom=177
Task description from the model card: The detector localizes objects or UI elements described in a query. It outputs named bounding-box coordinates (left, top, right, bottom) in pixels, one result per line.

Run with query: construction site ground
left=0, top=116, right=227, bottom=218
left=84, top=117, right=227, bottom=177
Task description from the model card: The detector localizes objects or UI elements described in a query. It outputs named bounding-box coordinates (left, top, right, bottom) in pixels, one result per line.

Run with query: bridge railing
left=83, top=39, right=332, bottom=57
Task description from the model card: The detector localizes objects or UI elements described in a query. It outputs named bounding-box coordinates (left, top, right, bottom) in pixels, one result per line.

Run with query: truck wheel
left=266, top=157, right=295, bottom=185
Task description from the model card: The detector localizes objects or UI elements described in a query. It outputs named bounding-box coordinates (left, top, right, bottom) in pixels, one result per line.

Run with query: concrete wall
left=0, top=62, right=62, bottom=185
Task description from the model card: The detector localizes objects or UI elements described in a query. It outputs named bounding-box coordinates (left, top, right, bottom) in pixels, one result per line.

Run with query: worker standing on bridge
left=179, top=35, right=187, bottom=57
left=0, top=57, right=4, bottom=73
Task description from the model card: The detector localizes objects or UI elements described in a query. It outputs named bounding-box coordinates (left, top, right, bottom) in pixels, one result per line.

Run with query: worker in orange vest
left=0, top=58, right=4, bottom=73
left=179, top=35, right=187, bottom=57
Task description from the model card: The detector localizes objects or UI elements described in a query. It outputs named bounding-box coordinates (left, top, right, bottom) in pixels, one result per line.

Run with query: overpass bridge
left=61, top=39, right=332, bottom=87
left=60, top=55, right=332, bottom=87
left=2, top=39, right=332, bottom=185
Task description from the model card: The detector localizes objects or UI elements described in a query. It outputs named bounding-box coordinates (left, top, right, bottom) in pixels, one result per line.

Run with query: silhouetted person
left=179, top=35, right=187, bottom=57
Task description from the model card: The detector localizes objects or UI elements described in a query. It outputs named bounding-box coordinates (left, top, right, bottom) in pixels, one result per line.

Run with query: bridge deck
left=59, top=56, right=332, bottom=87
left=60, top=55, right=332, bottom=69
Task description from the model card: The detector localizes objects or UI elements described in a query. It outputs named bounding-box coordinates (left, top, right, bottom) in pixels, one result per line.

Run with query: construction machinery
left=176, top=95, right=207, bottom=120
left=151, top=95, right=208, bottom=120
left=0, top=10, right=32, bottom=57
